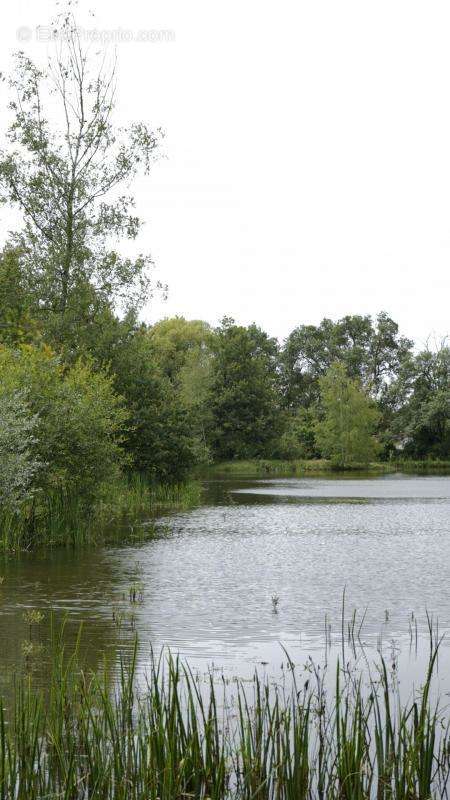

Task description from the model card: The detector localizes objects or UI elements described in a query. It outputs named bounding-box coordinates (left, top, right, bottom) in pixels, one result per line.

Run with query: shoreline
left=202, top=458, right=450, bottom=477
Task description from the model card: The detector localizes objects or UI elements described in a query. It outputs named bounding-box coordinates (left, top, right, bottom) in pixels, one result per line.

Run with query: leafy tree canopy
left=208, top=318, right=281, bottom=460
left=0, top=12, right=162, bottom=353
left=314, top=362, right=380, bottom=467
left=282, top=312, right=413, bottom=409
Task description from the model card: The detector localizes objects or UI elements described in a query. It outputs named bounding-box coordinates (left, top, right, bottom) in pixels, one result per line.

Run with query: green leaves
left=0, top=345, right=128, bottom=503
left=208, top=320, right=281, bottom=460
left=314, top=363, right=380, bottom=467
left=282, top=312, right=413, bottom=410
left=0, top=13, right=162, bottom=351
left=0, top=391, right=40, bottom=511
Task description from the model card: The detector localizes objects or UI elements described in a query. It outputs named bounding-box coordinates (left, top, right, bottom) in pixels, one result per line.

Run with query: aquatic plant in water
left=0, top=619, right=449, bottom=799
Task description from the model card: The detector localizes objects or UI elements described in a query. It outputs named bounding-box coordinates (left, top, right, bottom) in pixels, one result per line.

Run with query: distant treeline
left=0, top=16, right=448, bottom=536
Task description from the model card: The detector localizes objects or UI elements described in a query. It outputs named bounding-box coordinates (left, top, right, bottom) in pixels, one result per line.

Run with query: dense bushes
left=0, top=345, right=128, bottom=512
left=0, top=335, right=201, bottom=549
left=110, top=329, right=197, bottom=482
left=0, top=390, right=40, bottom=509
left=276, top=409, right=318, bottom=460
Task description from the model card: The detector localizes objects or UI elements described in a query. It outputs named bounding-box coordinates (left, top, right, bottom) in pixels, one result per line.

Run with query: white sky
left=1, top=0, right=449, bottom=346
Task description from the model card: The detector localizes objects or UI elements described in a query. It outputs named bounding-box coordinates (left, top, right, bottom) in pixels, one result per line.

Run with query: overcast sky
left=1, top=0, right=449, bottom=345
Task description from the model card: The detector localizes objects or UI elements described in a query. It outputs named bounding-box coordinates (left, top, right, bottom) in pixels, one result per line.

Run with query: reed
left=1, top=627, right=449, bottom=799
left=95, top=473, right=202, bottom=522
left=0, top=475, right=201, bottom=552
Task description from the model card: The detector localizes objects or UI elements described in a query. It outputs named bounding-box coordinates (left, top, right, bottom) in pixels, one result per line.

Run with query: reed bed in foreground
left=2, top=629, right=450, bottom=799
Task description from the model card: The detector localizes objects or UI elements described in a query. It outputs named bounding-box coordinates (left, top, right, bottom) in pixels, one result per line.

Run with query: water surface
left=3, top=472, right=450, bottom=690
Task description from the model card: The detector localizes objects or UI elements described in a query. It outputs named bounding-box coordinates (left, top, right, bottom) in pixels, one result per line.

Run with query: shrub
left=0, top=391, right=40, bottom=510
left=0, top=345, right=128, bottom=503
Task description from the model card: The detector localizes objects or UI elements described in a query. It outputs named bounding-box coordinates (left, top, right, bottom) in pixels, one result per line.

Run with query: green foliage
left=206, top=458, right=332, bottom=475
left=0, top=345, right=127, bottom=502
left=96, top=474, right=201, bottom=522
left=149, top=316, right=213, bottom=382
left=109, top=329, right=196, bottom=482
left=282, top=312, right=412, bottom=409
left=0, top=14, right=161, bottom=353
left=277, top=408, right=318, bottom=460
left=314, top=363, right=380, bottom=467
left=0, top=391, right=40, bottom=510
left=149, top=317, right=214, bottom=463
left=0, top=624, right=446, bottom=799
left=208, top=318, right=281, bottom=460
left=384, top=344, right=450, bottom=459
left=0, top=247, right=38, bottom=346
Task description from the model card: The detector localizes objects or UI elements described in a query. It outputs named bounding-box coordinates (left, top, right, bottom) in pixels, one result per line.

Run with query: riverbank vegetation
left=0, top=14, right=448, bottom=549
left=0, top=476, right=201, bottom=552
left=205, top=458, right=450, bottom=477
left=2, top=625, right=449, bottom=799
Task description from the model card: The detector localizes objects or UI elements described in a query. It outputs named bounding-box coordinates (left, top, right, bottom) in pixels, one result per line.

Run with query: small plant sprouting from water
left=112, top=607, right=124, bottom=629
left=112, top=607, right=137, bottom=631
left=22, top=608, right=44, bottom=638
left=21, top=608, right=44, bottom=668
left=129, top=581, right=144, bottom=604
left=409, top=610, right=419, bottom=653
left=128, top=561, right=145, bottom=604
left=271, top=593, right=280, bottom=612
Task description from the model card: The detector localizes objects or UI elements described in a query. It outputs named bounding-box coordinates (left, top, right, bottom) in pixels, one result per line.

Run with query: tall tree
left=149, top=317, right=214, bottom=462
left=149, top=317, right=213, bottom=382
left=384, top=343, right=450, bottom=458
left=282, top=312, right=412, bottom=409
left=0, top=12, right=162, bottom=353
left=208, top=318, right=281, bottom=460
left=109, top=328, right=197, bottom=482
left=314, top=363, right=380, bottom=467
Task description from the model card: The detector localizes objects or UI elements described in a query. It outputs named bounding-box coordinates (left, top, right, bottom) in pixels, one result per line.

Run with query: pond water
left=2, top=472, right=450, bottom=693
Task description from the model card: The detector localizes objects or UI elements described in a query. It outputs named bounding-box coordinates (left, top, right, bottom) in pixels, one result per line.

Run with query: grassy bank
left=0, top=474, right=201, bottom=553
left=205, top=458, right=450, bottom=476
left=1, top=628, right=448, bottom=799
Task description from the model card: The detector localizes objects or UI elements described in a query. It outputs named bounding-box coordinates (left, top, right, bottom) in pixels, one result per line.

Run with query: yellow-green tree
left=148, top=317, right=214, bottom=463
left=315, top=363, right=380, bottom=467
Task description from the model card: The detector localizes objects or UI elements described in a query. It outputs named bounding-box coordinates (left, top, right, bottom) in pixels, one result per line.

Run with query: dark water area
left=2, top=472, right=450, bottom=696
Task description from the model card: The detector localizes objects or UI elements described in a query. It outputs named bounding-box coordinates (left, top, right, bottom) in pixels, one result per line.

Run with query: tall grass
left=1, top=628, right=450, bottom=799
left=0, top=489, right=90, bottom=552
left=95, top=473, right=202, bottom=522
left=0, top=474, right=201, bottom=552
